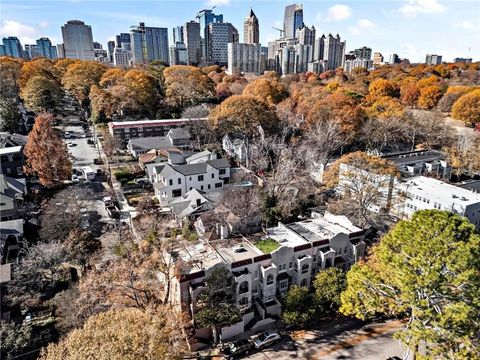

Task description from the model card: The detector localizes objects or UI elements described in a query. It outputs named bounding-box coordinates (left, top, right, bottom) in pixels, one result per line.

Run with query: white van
left=82, top=166, right=96, bottom=181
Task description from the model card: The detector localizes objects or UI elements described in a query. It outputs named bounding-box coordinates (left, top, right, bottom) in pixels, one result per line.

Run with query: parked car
left=64, top=131, right=71, bottom=139
left=71, top=174, right=80, bottom=183
left=222, top=339, right=253, bottom=359
left=134, top=177, right=149, bottom=185
left=252, top=331, right=281, bottom=349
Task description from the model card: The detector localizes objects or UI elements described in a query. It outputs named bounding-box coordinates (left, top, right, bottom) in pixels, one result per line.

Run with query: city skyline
left=0, top=0, right=478, bottom=63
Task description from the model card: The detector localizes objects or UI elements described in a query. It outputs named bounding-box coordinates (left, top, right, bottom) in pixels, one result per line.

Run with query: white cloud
left=453, top=20, right=477, bottom=30
left=399, top=0, right=445, bottom=18
left=322, top=4, right=352, bottom=22
left=206, top=0, right=230, bottom=7
left=0, top=20, right=38, bottom=44
left=39, top=21, right=49, bottom=29
left=348, top=19, right=375, bottom=35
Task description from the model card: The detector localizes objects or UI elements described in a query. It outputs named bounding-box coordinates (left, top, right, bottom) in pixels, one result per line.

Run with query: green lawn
left=256, top=238, right=280, bottom=254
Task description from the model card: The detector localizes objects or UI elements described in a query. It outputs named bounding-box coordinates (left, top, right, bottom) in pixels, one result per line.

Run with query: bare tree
left=408, top=111, right=456, bottom=149
left=360, top=117, right=404, bottom=153
left=444, top=133, right=480, bottom=176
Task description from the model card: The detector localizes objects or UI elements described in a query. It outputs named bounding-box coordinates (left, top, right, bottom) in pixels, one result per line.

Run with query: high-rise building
left=353, top=46, right=372, bottom=60
left=56, top=44, right=65, bottom=58
left=169, top=43, right=188, bottom=65
left=207, top=22, right=238, bottom=65
left=107, top=40, right=115, bottom=62
left=36, top=37, right=58, bottom=59
left=425, top=54, right=442, bottom=65
left=283, top=4, right=303, bottom=39
left=116, top=33, right=131, bottom=48
left=114, top=48, right=132, bottom=67
left=24, top=44, right=39, bottom=59
left=315, top=34, right=345, bottom=70
left=244, top=8, right=259, bottom=44
left=173, top=26, right=184, bottom=44
left=183, top=21, right=201, bottom=66
left=0, top=45, right=6, bottom=56
left=61, top=20, right=95, bottom=60
left=228, top=42, right=263, bottom=75
left=296, top=24, right=315, bottom=62
left=2, top=37, right=23, bottom=58
left=389, top=53, right=400, bottom=64
left=196, top=9, right=223, bottom=62
left=130, top=22, right=169, bottom=64
left=373, top=52, right=384, bottom=65
left=344, top=58, right=373, bottom=73
left=93, top=42, right=103, bottom=50
left=454, top=57, right=472, bottom=63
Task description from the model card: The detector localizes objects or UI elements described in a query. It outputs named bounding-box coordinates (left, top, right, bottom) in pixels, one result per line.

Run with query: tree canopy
left=40, top=307, right=187, bottom=360
left=451, top=89, right=480, bottom=126
left=340, top=210, right=480, bottom=359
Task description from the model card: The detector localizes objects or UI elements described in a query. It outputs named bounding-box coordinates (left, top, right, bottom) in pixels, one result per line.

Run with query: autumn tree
left=400, top=82, right=420, bottom=108
left=53, top=58, right=79, bottom=78
left=21, top=75, right=61, bottom=113
left=242, top=75, right=288, bottom=104
left=417, top=85, right=443, bottom=109
left=40, top=307, right=187, bottom=360
left=451, top=89, right=480, bottom=126
left=444, top=133, right=480, bottom=176
left=124, top=68, right=160, bottom=116
left=19, top=58, right=57, bottom=89
left=340, top=210, right=480, bottom=359
left=368, top=78, right=399, bottom=98
left=24, top=113, right=71, bottom=188
left=0, top=56, right=22, bottom=101
left=306, top=92, right=366, bottom=136
left=163, top=65, right=215, bottom=108
left=209, top=95, right=280, bottom=137
left=195, top=267, right=241, bottom=344
left=61, top=61, right=108, bottom=108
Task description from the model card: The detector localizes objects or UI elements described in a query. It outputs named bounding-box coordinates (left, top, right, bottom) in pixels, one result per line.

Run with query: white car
left=71, top=174, right=79, bottom=183
left=252, top=331, right=281, bottom=349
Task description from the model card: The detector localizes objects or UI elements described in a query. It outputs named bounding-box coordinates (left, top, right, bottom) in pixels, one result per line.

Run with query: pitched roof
left=186, top=150, right=211, bottom=163
left=129, top=136, right=172, bottom=151
left=206, top=158, right=230, bottom=169
left=0, top=175, right=25, bottom=199
left=0, top=133, right=27, bottom=148
left=173, top=163, right=208, bottom=176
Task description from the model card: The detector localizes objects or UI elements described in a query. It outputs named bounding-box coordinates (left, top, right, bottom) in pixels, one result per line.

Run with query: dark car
left=222, top=339, right=253, bottom=359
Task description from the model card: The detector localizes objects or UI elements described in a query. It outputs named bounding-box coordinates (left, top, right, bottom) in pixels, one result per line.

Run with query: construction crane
left=272, top=27, right=284, bottom=38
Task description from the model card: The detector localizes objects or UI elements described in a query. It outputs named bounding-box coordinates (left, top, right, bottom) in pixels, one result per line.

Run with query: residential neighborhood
left=1, top=1, right=479, bottom=360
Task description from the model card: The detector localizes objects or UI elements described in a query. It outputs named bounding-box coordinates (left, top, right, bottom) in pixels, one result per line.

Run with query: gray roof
left=382, top=150, right=445, bottom=166
left=129, top=136, right=172, bottom=151
left=0, top=175, right=25, bottom=200
left=173, top=163, right=208, bottom=176
left=207, top=158, right=230, bottom=169
left=0, top=133, right=27, bottom=148
left=168, top=127, right=190, bottom=140
left=186, top=150, right=211, bottom=163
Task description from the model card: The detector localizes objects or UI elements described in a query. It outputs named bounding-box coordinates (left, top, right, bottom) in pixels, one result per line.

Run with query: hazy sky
left=1, top=0, right=479, bottom=62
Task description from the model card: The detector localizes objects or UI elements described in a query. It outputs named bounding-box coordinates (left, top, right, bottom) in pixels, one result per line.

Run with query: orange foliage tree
left=209, top=95, right=279, bottom=136
left=307, top=92, right=366, bottom=135
left=417, top=85, right=443, bottom=109
left=368, top=78, right=399, bottom=98
left=61, top=61, right=108, bottom=106
left=400, top=83, right=420, bottom=108
left=242, top=75, right=288, bottom=105
left=451, top=89, right=480, bottom=126
left=24, top=113, right=71, bottom=187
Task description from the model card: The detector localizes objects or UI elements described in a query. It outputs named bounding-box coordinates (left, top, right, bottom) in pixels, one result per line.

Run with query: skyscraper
left=296, top=25, right=315, bottom=62
left=373, top=52, right=384, bottom=65
left=36, top=37, right=58, bottom=59
left=56, top=44, right=65, bottom=58
left=196, top=9, right=223, bottom=62
left=283, top=4, right=303, bottom=39
left=61, top=20, right=95, bottom=60
left=24, top=44, right=39, bottom=60
left=244, top=8, right=259, bottom=44
left=353, top=46, right=372, bottom=60
left=207, top=22, right=239, bottom=65
left=184, top=21, right=201, bottom=66
left=425, top=54, right=442, bottom=65
left=169, top=43, right=188, bottom=65
left=173, top=26, right=184, bottom=44
left=130, top=22, right=169, bottom=64
left=2, top=37, right=23, bottom=58
left=107, top=40, right=115, bottom=62
left=116, top=33, right=131, bottom=48
left=389, top=53, right=400, bottom=64
left=228, top=42, right=263, bottom=75
left=314, top=34, right=345, bottom=71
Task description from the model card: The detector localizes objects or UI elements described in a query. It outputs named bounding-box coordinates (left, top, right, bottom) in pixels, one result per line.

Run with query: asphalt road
left=243, top=320, right=409, bottom=360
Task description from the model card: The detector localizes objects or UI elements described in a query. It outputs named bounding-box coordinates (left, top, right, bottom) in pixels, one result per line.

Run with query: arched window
left=266, top=274, right=274, bottom=285
left=301, top=264, right=309, bottom=274
left=238, top=281, right=249, bottom=294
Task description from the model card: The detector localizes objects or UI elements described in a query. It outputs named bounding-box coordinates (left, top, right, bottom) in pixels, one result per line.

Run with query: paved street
left=244, top=320, right=408, bottom=360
